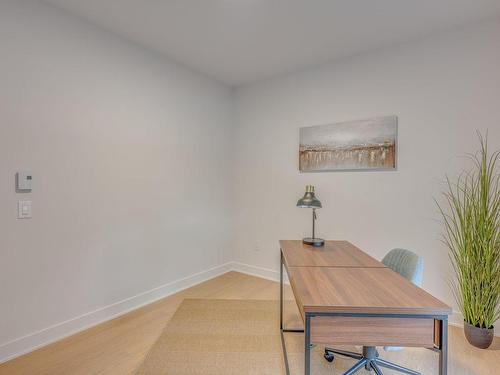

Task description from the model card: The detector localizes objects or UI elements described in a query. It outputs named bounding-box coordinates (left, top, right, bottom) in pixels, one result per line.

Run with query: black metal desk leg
left=279, top=252, right=305, bottom=375
left=280, top=253, right=283, bottom=330
left=439, top=318, right=448, bottom=375
left=305, top=314, right=311, bottom=375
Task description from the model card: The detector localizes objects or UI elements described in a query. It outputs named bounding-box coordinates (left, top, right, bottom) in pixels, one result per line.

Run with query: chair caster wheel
left=324, top=352, right=335, bottom=363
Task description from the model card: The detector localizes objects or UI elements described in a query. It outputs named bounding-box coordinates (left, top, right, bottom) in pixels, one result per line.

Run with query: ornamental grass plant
left=437, top=133, right=500, bottom=330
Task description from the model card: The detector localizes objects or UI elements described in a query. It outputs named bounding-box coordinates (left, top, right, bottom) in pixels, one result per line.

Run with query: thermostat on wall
left=16, top=171, right=33, bottom=192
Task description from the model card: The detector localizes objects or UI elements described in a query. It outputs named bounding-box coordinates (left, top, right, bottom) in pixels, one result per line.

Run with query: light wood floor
left=0, top=271, right=498, bottom=374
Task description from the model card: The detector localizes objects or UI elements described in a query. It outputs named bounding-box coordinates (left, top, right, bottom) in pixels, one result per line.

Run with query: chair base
left=324, top=346, right=420, bottom=375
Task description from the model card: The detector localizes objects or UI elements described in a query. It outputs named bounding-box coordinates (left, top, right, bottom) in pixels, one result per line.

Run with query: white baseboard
left=449, top=311, right=464, bottom=328
left=231, top=261, right=289, bottom=284
left=231, top=261, right=278, bottom=281
left=0, top=262, right=233, bottom=364
left=449, top=311, right=499, bottom=337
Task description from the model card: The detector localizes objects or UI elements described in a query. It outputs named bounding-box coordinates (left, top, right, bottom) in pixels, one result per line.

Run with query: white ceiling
left=44, top=0, right=500, bottom=86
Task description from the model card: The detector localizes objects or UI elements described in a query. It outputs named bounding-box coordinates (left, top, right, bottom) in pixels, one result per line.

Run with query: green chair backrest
left=382, top=248, right=424, bottom=287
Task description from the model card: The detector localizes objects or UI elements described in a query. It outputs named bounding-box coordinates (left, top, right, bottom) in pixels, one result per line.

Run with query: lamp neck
left=312, top=208, right=316, bottom=239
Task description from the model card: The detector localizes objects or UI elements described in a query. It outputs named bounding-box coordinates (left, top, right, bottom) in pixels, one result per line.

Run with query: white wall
left=233, top=19, right=500, bottom=312
left=0, top=0, right=233, bottom=360
left=1, top=1, right=500, bottom=362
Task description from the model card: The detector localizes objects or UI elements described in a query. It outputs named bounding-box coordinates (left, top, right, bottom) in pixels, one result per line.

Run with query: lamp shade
left=296, top=185, right=322, bottom=208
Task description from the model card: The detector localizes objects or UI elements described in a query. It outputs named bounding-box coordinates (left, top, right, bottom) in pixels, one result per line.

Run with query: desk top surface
left=288, top=266, right=451, bottom=315
left=280, top=240, right=452, bottom=316
left=280, top=240, right=384, bottom=268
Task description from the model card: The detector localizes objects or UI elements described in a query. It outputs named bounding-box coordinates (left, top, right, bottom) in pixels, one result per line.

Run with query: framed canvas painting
left=299, top=116, right=397, bottom=172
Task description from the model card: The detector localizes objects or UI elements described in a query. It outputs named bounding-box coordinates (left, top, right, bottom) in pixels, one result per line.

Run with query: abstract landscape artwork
left=299, top=116, right=397, bottom=172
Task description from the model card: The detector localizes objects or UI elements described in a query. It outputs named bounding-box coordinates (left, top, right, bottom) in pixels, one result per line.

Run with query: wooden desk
left=279, top=240, right=452, bottom=375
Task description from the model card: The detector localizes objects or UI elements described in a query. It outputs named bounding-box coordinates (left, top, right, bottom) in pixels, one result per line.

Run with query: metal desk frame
left=279, top=251, right=448, bottom=375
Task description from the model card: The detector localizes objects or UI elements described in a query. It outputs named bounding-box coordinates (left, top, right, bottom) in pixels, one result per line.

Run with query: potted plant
left=437, top=133, right=500, bottom=349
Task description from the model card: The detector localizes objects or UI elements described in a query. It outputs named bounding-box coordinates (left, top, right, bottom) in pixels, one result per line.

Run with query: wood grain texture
left=311, top=316, right=435, bottom=347
left=288, top=266, right=452, bottom=315
left=280, top=240, right=384, bottom=268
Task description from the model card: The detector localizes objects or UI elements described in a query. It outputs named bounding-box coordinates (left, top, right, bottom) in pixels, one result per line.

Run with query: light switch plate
left=18, top=201, right=32, bottom=219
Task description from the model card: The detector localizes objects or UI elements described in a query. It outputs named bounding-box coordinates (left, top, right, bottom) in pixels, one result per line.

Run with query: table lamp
left=296, top=185, right=324, bottom=247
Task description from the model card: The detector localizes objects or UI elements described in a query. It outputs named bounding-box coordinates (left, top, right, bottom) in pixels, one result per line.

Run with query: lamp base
left=302, top=237, right=325, bottom=247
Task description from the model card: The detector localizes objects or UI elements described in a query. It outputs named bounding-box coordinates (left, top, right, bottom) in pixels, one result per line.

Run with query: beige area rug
left=135, top=299, right=495, bottom=375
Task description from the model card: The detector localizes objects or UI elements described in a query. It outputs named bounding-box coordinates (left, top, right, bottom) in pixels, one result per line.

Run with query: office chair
left=324, top=248, right=424, bottom=375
